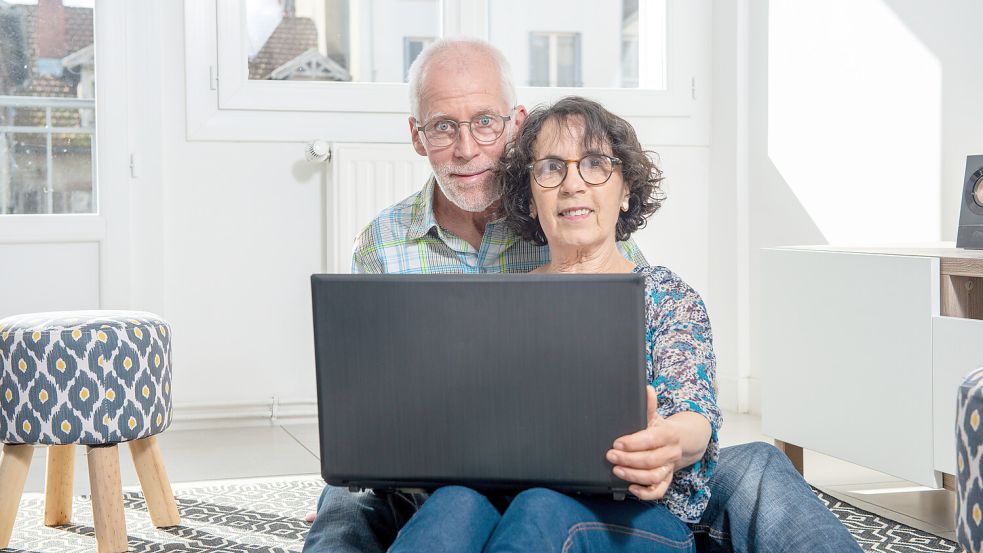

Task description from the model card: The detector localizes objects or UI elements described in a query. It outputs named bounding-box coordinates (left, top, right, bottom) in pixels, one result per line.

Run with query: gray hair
left=407, top=37, right=516, bottom=121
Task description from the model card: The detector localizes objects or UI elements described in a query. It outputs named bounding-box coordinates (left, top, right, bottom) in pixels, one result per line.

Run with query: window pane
left=0, top=0, right=96, bottom=215
left=246, top=0, right=439, bottom=83
left=490, top=0, right=665, bottom=89
left=621, top=0, right=640, bottom=88
left=51, top=132, right=93, bottom=214
left=403, top=37, right=433, bottom=82
left=555, top=34, right=579, bottom=87
left=528, top=34, right=550, bottom=87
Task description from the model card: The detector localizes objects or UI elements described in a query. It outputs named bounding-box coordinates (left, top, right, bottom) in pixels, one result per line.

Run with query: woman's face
left=529, top=118, right=629, bottom=252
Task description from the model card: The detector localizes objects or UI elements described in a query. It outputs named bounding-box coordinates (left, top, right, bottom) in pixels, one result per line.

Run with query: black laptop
left=310, top=273, right=647, bottom=500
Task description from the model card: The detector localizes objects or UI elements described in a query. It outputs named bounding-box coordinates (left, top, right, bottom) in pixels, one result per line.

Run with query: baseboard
left=168, top=399, right=318, bottom=431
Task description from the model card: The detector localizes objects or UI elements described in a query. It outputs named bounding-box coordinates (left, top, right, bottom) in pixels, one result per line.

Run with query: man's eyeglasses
left=527, top=155, right=622, bottom=189
left=416, top=113, right=512, bottom=147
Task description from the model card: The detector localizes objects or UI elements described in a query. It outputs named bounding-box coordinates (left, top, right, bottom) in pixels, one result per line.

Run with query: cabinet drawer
left=933, top=316, right=983, bottom=474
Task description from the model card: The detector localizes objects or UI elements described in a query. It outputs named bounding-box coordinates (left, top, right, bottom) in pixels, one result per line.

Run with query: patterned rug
left=0, top=476, right=962, bottom=552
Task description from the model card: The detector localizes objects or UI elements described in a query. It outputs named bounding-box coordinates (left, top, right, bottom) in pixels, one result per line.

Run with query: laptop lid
left=310, top=273, right=647, bottom=498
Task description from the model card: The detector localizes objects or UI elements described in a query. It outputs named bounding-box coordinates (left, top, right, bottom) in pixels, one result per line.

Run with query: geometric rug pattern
left=813, top=488, right=960, bottom=553
left=0, top=476, right=964, bottom=552
left=1, top=476, right=320, bottom=553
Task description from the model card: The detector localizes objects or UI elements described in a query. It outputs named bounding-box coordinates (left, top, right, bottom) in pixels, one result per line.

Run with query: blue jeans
left=388, top=486, right=694, bottom=552
left=302, top=442, right=863, bottom=553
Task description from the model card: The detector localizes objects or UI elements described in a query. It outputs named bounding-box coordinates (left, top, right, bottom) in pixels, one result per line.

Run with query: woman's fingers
left=629, top=482, right=666, bottom=500
left=612, top=424, right=671, bottom=452
left=612, top=464, right=672, bottom=487
left=606, top=447, right=669, bottom=470
left=626, top=466, right=674, bottom=500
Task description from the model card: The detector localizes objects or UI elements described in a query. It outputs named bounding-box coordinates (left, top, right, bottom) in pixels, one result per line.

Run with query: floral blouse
left=635, top=265, right=722, bottom=523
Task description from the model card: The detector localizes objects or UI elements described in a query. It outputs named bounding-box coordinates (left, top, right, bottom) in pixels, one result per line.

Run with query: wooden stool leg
left=87, top=445, right=128, bottom=553
left=774, top=439, right=805, bottom=475
left=128, top=436, right=180, bottom=527
left=45, top=444, right=75, bottom=526
left=0, top=444, right=33, bottom=548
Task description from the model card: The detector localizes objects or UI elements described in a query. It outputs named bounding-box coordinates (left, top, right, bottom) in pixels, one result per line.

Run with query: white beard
left=433, top=162, right=500, bottom=212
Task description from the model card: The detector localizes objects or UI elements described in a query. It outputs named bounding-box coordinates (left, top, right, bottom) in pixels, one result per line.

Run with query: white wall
left=121, top=1, right=714, bottom=422
left=735, top=0, right=983, bottom=414
left=708, top=0, right=748, bottom=413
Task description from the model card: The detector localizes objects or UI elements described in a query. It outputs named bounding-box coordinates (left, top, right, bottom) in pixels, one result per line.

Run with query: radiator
left=326, top=143, right=433, bottom=273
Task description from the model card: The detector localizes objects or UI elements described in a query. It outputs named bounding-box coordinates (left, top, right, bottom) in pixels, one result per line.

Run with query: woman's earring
left=621, top=198, right=630, bottom=212
left=529, top=203, right=537, bottom=219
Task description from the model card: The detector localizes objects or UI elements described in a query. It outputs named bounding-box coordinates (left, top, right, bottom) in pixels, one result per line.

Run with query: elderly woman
left=388, top=96, right=720, bottom=553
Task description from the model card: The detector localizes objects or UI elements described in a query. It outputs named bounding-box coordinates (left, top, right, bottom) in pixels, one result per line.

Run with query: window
left=0, top=0, right=96, bottom=215
left=489, top=0, right=663, bottom=89
left=188, top=0, right=702, bottom=142
left=529, top=33, right=581, bottom=87
left=245, top=0, right=439, bottom=83
left=403, top=37, right=435, bottom=82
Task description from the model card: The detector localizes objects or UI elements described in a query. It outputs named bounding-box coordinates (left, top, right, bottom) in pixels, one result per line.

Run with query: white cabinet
left=932, top=316, right=983, bottom=475
left=760, top=244, right=983, bottom=488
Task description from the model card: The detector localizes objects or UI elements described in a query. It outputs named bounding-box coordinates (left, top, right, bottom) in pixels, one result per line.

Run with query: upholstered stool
left=957, top=366, right=983, bottom=552
left=0, top=311, right=178, bottom=552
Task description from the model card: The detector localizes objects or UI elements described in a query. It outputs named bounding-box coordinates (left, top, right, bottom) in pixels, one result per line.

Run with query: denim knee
left=739, top=441, right=782, bottom=461
left=509, top=487, right=568, bottom=512
left=506, top=487, right=578, bottom=527
left=317, top=485, right=351, bottom=512
left=723, top=441, right=790, bottom=474
left=429, top=486, right=496, bottom=514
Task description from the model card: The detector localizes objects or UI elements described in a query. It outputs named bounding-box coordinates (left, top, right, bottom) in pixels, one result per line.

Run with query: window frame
left=185, top=0, right=709, bottom=144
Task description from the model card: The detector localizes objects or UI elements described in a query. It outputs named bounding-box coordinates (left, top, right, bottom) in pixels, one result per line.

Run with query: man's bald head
left=407, top=38, right=516, bottom=121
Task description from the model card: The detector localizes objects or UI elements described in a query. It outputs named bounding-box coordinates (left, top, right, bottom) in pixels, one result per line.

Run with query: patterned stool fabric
left=957, top=366, right=983, bottom=552
left=0, top=311, right=172, bottom=445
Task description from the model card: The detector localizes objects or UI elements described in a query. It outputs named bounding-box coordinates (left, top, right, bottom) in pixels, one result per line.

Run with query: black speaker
left=956, top=155, right=983, bottom=249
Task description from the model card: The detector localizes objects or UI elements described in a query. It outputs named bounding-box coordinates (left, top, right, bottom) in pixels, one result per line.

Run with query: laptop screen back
left=311, top=273, right=647, bottom=497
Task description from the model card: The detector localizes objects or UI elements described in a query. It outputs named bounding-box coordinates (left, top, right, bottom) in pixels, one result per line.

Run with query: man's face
left=409, top=54, right=526, bottom=213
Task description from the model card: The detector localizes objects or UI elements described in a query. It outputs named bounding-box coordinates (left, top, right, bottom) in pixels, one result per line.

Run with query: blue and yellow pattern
left=958, top=367, right=983, bottom=552
left=0, top=311, right=173, bottom=445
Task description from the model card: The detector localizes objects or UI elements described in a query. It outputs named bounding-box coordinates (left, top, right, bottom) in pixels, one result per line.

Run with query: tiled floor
left=18, top=411, right=956, bottom=542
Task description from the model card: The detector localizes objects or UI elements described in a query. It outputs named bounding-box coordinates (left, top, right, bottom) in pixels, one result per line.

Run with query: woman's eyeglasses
left=527, top=154, right=622, bottom=188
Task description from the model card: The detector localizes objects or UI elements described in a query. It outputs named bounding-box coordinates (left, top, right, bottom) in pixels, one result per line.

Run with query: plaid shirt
left=352, top=176, right=648, bottom=274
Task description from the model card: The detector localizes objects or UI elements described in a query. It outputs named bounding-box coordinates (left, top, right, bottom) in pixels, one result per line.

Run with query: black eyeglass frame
left=526, top=155, right=623, bottom=189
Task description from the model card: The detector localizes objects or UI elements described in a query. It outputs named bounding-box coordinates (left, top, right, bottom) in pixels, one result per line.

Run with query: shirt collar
left=406, top=175, right=440, bottom=240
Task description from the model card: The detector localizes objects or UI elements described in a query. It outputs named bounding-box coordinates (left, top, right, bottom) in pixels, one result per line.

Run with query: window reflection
left=246, top=0, right=438, bottom=83
left=490, top=0, right=665, bottom=89
left=243, top=0, right=665, bottom=89
left=0, top=0, right=96, bottom=215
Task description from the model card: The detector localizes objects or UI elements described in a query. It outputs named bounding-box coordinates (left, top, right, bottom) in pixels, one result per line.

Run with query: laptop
left=310, top=273, right=647, bottom=500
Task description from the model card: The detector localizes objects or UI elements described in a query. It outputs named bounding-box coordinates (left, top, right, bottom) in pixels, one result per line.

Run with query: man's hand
left=605, top=385, right=682, bottom=500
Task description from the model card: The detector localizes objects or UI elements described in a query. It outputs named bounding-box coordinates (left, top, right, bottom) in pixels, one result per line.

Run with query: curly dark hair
left=499, top=96, right=665, bottom=246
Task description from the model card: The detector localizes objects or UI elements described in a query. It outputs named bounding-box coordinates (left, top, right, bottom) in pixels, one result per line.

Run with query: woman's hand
left=606, top=386, right=680, bottom=500
left=606, top=386, right=713, bottom=500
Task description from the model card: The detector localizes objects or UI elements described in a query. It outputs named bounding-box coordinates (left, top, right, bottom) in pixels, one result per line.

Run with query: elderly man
left=303, top=38, right=861, bottom=553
